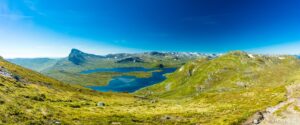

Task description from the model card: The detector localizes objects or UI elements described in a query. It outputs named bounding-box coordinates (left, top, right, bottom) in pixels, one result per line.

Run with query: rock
left=54, top=121, right=61, bottom=124
left=165, top=83, right=171, bottom=91
left=161, top=115, right=174, bottom=121
left=242, top=111, right=265, bottom=125
left=179, top=66, right=184, bottom=72
left=252, top=112, right=264, bottom=124
left=195, top=85, right=205, bottom=92
left=157, top=64, right=164, bottom=68
left=278, top=57, right=286, bottom=60
left=97, top=102, right=105, bottom=107
left=13, top=75, right=21, bottom=82
left=248, top=54, right=255, bottom=58
left=111, top=122, right=121, bottom=125
left=187, top=69, right=193, bottom=76
left=0, top=66, right=13, bottom=78
left=253, top=119, right=258, bottom=124
left=173, top=57, right=179, bottom=60
left=236, top=82, right=248, bottom=88
left=150, top=99, right=158, bottom=103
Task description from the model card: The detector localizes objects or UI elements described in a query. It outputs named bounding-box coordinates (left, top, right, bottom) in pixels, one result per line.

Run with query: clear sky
left=1, top=0, right=300, bottom=58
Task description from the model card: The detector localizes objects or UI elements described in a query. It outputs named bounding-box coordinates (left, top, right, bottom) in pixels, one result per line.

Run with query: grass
left=274, top=103, right=293, bottom=116
left=2, top=51, right=300, bottom=124
left=136, top=51, right=300, bottom=124
left=294, top=106, right=300, bottom=112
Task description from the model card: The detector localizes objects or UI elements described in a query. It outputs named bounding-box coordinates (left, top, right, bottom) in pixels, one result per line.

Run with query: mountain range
left=8, top=49, right=217, bottom=86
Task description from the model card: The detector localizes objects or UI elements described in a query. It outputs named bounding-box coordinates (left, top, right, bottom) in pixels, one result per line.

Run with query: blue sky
left=1, top=0, right=300, bottom=58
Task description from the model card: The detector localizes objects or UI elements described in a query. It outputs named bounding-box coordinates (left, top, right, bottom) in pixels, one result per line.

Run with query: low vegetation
left=137, top=51, right=300, bottom=124
left=2, top=51, right=300, bottom=124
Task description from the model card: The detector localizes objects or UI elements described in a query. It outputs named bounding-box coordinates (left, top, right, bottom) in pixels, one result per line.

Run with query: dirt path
left=259, top=97, right=300, bottom=125
left=244, top=84, right=300, bottom=125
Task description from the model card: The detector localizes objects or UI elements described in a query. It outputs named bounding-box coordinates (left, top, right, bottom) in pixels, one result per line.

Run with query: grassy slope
left=136, top=51, right=300, bottom=124
left=0, top=57, right=144, bottom=124
left=0, top=56, right=235, bottom=125
left=3, top=51, right=300, bottom=124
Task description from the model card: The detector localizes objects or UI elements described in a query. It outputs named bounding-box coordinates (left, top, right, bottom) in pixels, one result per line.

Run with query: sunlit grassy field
left=1, top=52, right=300, bottom=124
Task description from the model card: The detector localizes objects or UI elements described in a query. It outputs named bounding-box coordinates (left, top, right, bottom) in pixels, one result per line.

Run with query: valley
left=3, top=51, right=300, bottom=124
left=2, top=0, right=299, bottom=124
left=9, top=49, right=213, bottom=87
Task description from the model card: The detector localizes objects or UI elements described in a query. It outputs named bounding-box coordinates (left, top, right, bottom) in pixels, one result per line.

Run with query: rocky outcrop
left=0, top=66, right=12, bottom=78
left=244, top=84, right=300, bottom=125
left=243, top=111, right=265, bottom=125
left=97, top=102, right=105, bottom=107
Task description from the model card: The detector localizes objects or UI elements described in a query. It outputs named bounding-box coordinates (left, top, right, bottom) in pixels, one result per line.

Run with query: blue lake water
left=83, top=67, right=177, bottom=92
left=81, top=67, right=157, bottom=74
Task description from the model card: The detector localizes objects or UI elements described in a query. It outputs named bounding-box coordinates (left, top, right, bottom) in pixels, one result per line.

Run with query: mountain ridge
left=8, top=49, right=217, bottom=86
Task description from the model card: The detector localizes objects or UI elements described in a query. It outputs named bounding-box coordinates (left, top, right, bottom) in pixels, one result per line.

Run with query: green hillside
left=0, top=55, right=240, bottom=124
left=0, top=56, right=141, bottom=124
left=137, top=51, right=300, bottom=124
left=3, top=51, right=300, bottom=124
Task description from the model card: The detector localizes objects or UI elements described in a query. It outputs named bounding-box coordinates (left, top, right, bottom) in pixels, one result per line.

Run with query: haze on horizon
left=1, top=0, right=300, bottom=58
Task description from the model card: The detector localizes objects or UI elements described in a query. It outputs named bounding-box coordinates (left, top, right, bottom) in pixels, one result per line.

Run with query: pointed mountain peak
left=68, top=49, right=86, bottom=65
left=70, top=48, right=85, bottom=55
left=68, top=49, right=104, bottom=65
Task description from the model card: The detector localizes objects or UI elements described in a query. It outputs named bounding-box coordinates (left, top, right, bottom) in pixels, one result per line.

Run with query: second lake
left=82, top=67, right=177, bottom=92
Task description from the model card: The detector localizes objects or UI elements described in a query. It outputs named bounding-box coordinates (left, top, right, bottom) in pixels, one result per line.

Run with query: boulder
left=161, top=115, right=174, bottom=121
left=97, top=102, right=105, bottom=107
left=157, top=64, right=164, bottom=68
left=0, top=67, right=12, bottom=78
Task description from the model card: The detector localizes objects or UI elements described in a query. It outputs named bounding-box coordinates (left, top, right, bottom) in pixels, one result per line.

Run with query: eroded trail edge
left=244, top=84, right=300, bottom=125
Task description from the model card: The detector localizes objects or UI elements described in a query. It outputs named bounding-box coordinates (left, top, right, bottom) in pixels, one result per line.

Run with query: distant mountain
left=68, top=49, right=87, bottom=65
left=68, top=48, right=105, bottom=65
left=46, top=49, right=218, bottom=85
left=7, top=58, right=60, bottom=72
left=7, top=49, right=218, bottom=85
left=0, top=56, right=144, bottom=124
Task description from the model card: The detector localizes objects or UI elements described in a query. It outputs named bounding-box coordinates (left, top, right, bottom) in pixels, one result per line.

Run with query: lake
left=81, top=67, right=157, bottom=74
left=82, top=67, right=177, bottom=92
